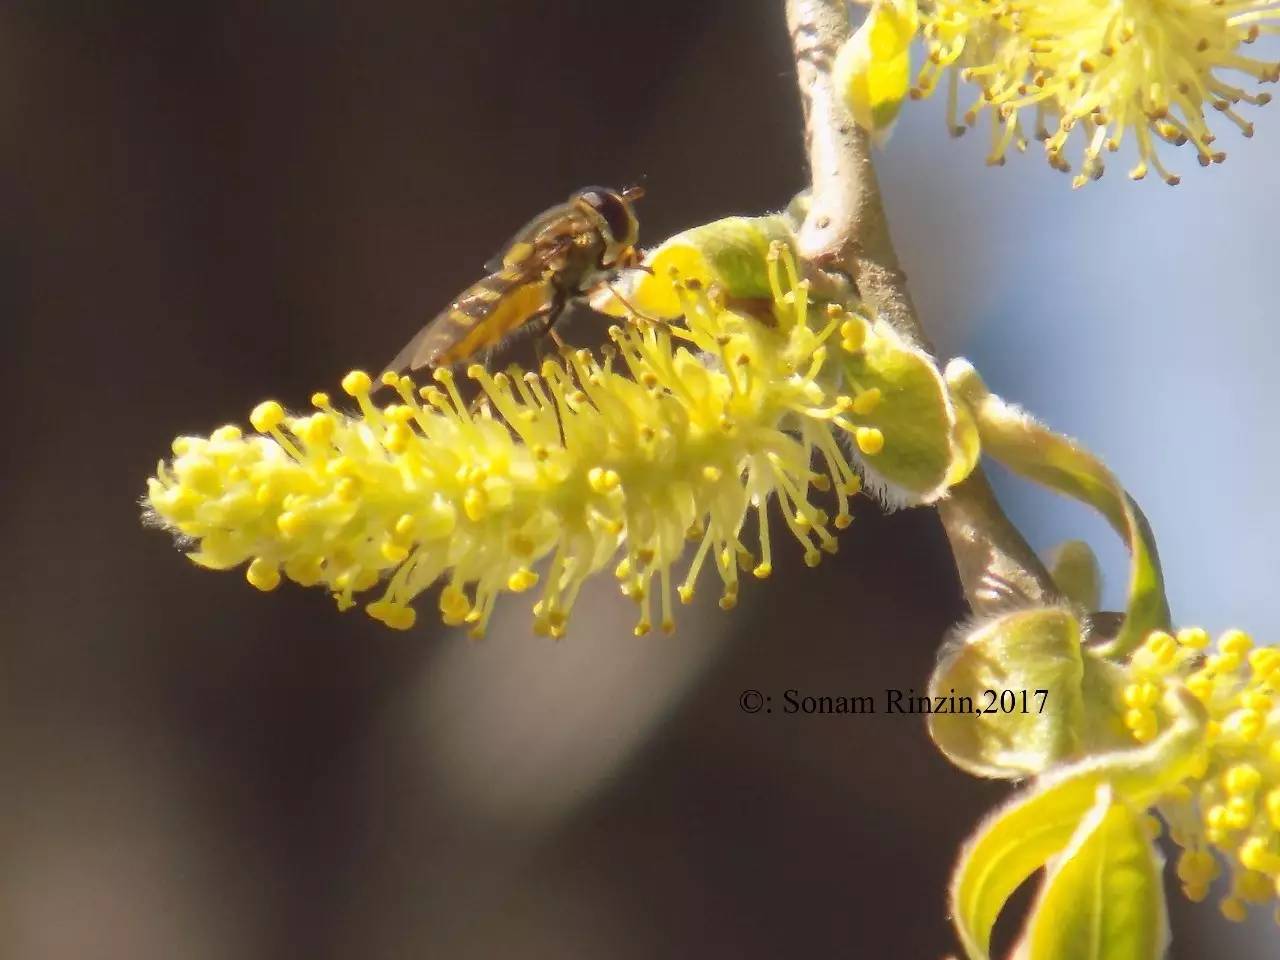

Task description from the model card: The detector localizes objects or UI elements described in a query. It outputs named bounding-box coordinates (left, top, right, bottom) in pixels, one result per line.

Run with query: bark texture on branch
left=783, top=0, right=1058, bottom=615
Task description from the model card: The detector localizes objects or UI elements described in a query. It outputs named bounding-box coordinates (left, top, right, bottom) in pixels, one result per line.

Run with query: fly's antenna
left=621, top=178, right=647, bottom=203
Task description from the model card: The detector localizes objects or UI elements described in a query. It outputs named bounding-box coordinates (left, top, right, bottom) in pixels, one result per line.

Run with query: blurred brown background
left=0, top=2, right=1253, bottom=957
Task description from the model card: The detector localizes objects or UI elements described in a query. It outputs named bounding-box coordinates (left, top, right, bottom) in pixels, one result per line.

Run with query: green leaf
left=945, top=360, right=1170, bottom=659
left=929, top=607, right=1085, bottom=779
left=1016, top=787, right=1168, bottom=960
left=950, top=688, right=1204, bottom=960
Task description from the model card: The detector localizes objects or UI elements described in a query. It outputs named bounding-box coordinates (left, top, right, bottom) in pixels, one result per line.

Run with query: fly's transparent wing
left=483, top=201, right=579, bottom=272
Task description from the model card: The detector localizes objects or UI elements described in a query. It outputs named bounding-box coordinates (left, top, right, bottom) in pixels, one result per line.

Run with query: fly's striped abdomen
left=434, top=271, right=551, bottom=366
left=383, top=266, right=552, bottom=376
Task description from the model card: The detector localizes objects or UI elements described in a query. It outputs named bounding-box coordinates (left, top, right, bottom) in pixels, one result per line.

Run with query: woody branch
left=783, top=0, right=1059, bottom=616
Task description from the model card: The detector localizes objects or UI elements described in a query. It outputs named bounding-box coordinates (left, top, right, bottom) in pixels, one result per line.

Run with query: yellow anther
left=246, top=557, right=281, bottom=592
left=276, top=511, right=306, bottom=538
left=1220, top=896, right=1247, bottom=923
left=1238, top=869, right=1274, bottom=903
left=211, top=424, right=242, bottom=442
left=296, top=413, right=335, bottom=446
left=1177, top=849, right=1218, bottom=886
left=1242, top=690, right=1273, bottom=713
left=851, top=388, right=882, bottom=415
left=383, top=422, right=412, bottom=454
left=1220, top=629, right=1255, bottom=654
left=1186, top=671, right=1214, bottom=701
left=1123, top=681, right=1160, bottom=708
left=439, top=585, right=471, bottom=625
left=282, top=556, right=322, bottom=587
left=463, top=488, right=488, bottom=522
left=1145, top=630, right=1176, bottom=660
left=1226, top=764, right=1264, bottom=797
left=1225, top=708, right=1265, bottom=742
left=855, top=427, right=885, bottom=455
left=1177, top=626, right=1210, bottom=649
left=380, top=541, right=409, bottom=564
left=702, top=465, right=723, bottom=483
left=385, top=605, right=416, bottom=630
left=753, top=563, right=772, bottom=579
left=587, top=467, right=621, bottom=494
left=1227, top=796, right=1256, bottom=830
left=250, top=400, right=286, bottom=433
left=1209, top=651, right=1243, bottom=674
left=1125, top=707, right=1157, bottom=743
left=383, top=404, right=414, bottom=424
left=1240, top=836, right=1280, bottom=874
left=341, top=370, right=372, bottom=396
left=507, top=568, right=539, bottom=592
left=839, top=318, right=867, bottom=352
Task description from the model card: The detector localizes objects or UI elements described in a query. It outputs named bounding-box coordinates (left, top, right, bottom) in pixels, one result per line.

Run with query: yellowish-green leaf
left=1015, top=786, right=1168, bottom=960
left=951, top=688, right=1204, bottom=960
left=835, top=0, right=919, bottom=142
left=842, top=320, right=958, bottom=504
left=946, top=388, right=982, bottom=488
left=929, top=607, right=1085, bottom=779
left=594, top=215, right=797, bottom=319
left=1050, top=540, right=1102, bottom=611
left=945, top=359, right=1169, bottom=659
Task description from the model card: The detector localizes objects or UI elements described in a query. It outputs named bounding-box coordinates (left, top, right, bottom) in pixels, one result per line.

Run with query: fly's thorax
left=547, top=226, right=616, bottom=295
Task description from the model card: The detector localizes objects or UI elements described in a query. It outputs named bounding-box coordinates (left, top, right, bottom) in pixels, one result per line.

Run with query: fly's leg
left=600, top=280, right=665, bottom=328
left=532, top=286, right=571, bottom=363
left=529, top=288, right=571, bottom=447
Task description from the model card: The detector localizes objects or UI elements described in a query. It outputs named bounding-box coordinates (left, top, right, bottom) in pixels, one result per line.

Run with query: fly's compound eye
left=576, top=187, right=638, bottom=247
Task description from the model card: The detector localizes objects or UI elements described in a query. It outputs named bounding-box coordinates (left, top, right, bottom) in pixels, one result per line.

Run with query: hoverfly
left=382, top=184, right=645, bottom=379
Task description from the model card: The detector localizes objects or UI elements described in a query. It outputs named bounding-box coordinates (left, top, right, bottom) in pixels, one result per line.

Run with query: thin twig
left=784, top=0, right=1058, bottom=615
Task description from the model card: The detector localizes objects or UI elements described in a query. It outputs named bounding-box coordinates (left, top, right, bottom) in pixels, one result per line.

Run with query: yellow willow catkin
left=915, top=0, right=1280, bottom=186
left=144, top=246, right=891, bottom=638
left=1121, top=626, right=1280, bottom=924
